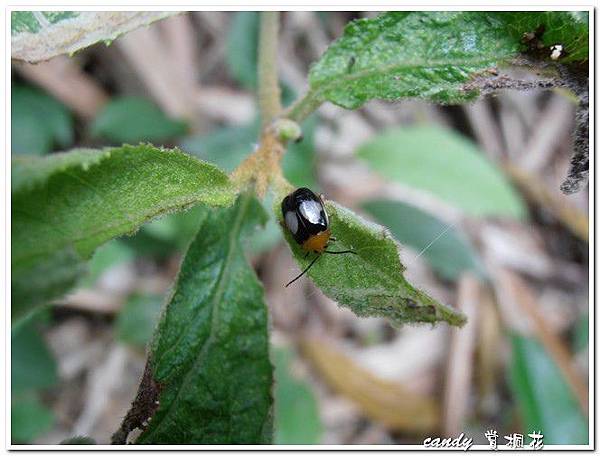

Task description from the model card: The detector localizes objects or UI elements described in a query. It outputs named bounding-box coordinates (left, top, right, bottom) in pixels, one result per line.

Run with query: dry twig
left=442, top=273, right=480, bottom=435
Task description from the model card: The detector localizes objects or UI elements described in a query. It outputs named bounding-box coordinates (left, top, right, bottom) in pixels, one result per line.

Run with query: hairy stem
left=258, top=11, right=281, bottom=129
left=283, top=88, right=324, bottom=123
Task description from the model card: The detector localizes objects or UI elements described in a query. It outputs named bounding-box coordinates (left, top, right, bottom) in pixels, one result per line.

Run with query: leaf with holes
left=131, top=193, right=273, bottom=444
left=12, top=145, right=236, bottom=318
left=307, top=11, right=523, bottom=109
left=278, top=195, right=466, bottom=327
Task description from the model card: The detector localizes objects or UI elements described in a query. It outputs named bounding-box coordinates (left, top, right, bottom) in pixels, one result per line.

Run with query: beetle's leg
left=324, top=249, right=357, bottom=255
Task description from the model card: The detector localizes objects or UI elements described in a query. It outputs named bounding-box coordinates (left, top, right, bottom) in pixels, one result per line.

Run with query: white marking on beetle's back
left=299, top=200, right=323, bottom=224
left=285, top=211, right=299, bottom=234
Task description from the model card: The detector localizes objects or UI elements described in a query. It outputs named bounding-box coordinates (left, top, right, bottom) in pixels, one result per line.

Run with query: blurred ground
left=11, top=11, right=589, bottom=446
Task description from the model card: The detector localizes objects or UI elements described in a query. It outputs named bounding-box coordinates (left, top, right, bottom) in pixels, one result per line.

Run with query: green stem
left=283, top=88, right=324, bottom=123
left=258, top=11, right=281, bottom=129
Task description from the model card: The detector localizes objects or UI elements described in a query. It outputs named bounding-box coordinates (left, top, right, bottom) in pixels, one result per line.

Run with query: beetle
left=281, top=187, right=356, bottom=287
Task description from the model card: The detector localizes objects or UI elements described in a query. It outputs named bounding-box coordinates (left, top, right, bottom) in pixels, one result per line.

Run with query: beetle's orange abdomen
left=301, top=229, right=331, bottom=253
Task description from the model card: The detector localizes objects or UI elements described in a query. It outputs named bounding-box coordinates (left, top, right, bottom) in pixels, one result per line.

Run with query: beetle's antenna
left=285, top=254, right=321, bottom=287
left=324, top=249, right=357, bottom=255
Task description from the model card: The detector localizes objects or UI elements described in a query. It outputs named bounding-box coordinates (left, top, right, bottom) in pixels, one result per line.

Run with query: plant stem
left=258, top=11, right=281, bottom=129
left=283, top=88, right=324, bottom=123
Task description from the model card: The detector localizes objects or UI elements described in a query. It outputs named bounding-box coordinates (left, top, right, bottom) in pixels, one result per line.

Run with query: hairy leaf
left=12, top=84, right=73, bottom=155
left=91, top=97, right=188, bottom=144
left=12, top=145, right=236, bottom=318
left=500, top=11, right=589, bottom=62
left=363, top=199, right=485, bottom=281
left=308, top=12, right=521, bottom=109
left=357, top=126, right=526, bottom=219
left=135, top=194, right=272, bottom=444
left=279, top=198, right=466, bottom=327
left=508, top=334, right=588, bottom=444
left=11, top=11, right=177, bottom=62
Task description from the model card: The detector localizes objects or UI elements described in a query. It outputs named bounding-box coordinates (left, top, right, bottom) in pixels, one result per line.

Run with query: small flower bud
left=273, top=119, right=302, bottom=143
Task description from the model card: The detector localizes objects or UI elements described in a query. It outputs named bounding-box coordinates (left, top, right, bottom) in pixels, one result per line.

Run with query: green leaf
left=226, top=12, right=259, bottom=89
left=274, top=348, right=322, bottom=444
left=308, top=12, right=522, bottom=109
left=508, top=333, right=588, bottom=445
left=363, top=199, right=485, bottom=281
left=12, top=11, right=177, bottom=62
left=136, top=194, right=273, bottom=444
left=11, top=395, right=55, bottom=443
left=81, top=239, right=135, bottom=287
left=357, top=126, right=526, bottom=219
left=91, top=97, right=188, bottom=144
left=60, top=436, right=96, bottom=444
left=279, top=198, right=466, bottom=327
left=500, top=12, right=589, bottom=62
left=12, top=145, right=236, bottom=318
left=306, top=12, right=588, bottom=111
left=116, top=294, right=163, bottom=349
left=12, top=84, right=73, bottom=155
left=12, top=311, right=58, bottom=394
